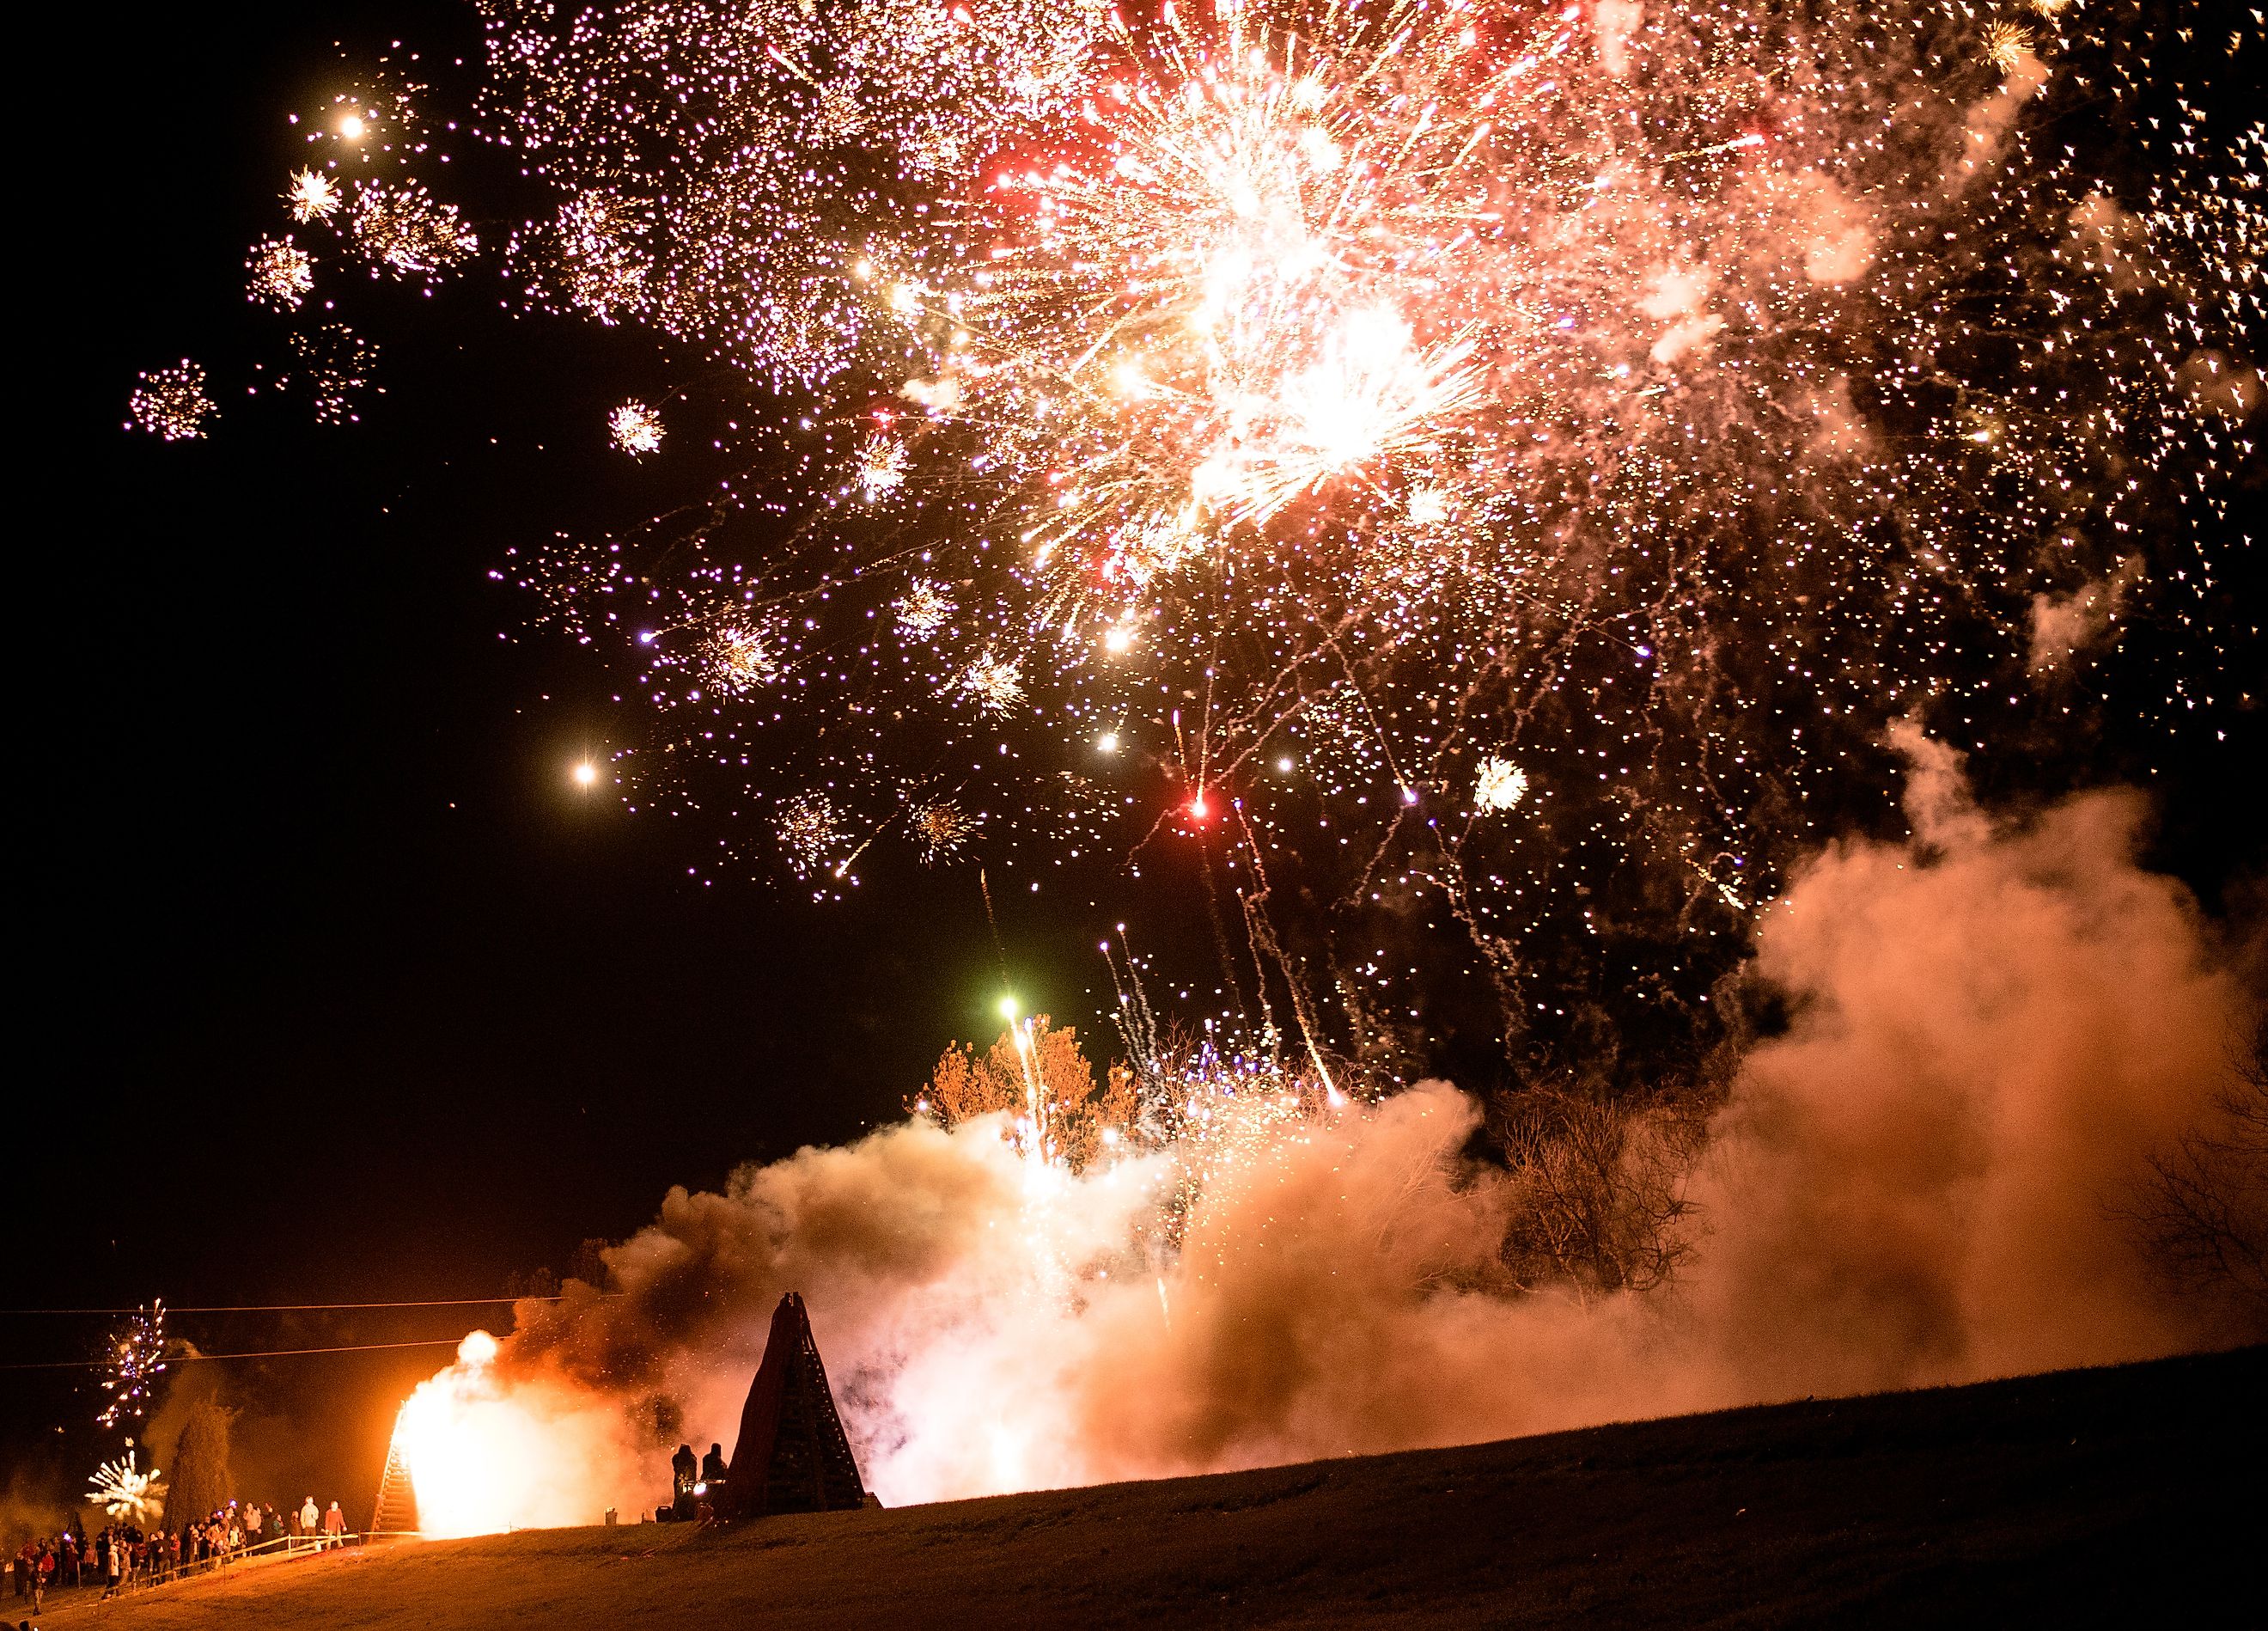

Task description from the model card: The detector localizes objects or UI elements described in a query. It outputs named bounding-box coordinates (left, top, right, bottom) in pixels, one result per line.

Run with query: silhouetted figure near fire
left=670, top=1443, right=698, bottom=1520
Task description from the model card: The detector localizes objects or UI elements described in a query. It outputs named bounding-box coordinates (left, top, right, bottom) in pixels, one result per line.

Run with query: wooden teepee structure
left=718, top=1292, right=867, bottom=1519
left=369, top=1434, right=420, bottom=1535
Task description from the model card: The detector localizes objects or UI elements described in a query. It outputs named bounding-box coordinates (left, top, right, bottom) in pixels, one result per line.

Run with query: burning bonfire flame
left=389, top=1329, right=644, bottom=1538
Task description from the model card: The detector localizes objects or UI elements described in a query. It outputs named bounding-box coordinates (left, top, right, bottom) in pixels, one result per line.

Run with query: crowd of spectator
left=8, top=1497, right=352, bottom=1609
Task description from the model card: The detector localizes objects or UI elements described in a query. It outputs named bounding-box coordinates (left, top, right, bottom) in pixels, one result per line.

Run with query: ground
left=32, top=1346, right=2263, bottom=1629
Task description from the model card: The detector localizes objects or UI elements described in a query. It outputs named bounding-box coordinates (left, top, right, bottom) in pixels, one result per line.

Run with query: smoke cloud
left=2028, top=555, right=2140, bottom=674
left=397, top=738, right=2259, bottom=1532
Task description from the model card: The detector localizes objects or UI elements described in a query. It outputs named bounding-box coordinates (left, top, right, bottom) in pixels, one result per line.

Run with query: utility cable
left=0, top=1338, right=470, bottom=1371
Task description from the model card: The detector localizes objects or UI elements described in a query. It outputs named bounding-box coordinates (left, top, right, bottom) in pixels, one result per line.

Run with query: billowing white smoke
left=398, top=737, right=2257, bottom=1533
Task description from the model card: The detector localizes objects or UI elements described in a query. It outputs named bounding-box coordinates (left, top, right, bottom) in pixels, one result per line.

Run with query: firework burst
left=282, top=323, right=381, bottom=425
left=347, top=179, right=479, bottom=280
left=96, top=1302, right=168, bottom=1428
left=284, top=167, right=342, bottom=223
left=857, top=431, right=910, bottom=501
left=609, top=400, right=665, bottom=457
left=488, top=0, right=2254, bottom=1084
left=705, top=618, right=786, bottom=693
left=536, top=190, right=654, bottom=322
left=912, top=797, right=979, bottom=863
left=894, top=578, right=953, bottom=639
left=126, top=363, right=216, bottom=441
left=956, top=652, right=1025, bottom=715
left=247, top=235, right=316, bottom=310
left=168, top=0, right=2259, bottom=1087
left=1472, top=757, right=1528, bottom=814
left=87, top=1451, right=166, bottom=1524
left=1983, top=20, right=2037, bottom=74
left=777, top=791, right=843, bottom=879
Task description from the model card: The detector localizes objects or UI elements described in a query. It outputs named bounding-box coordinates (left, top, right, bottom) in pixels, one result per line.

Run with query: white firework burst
left=857, top=431, right=909, bottom=501
left=957, top=653, right=1024, bottom=716
left=708, top=620, right=784, bottom=693
left=88, top=1451, right=165, bottom=1524
left=610, top=400, right=664, bottom=456
left=1473, top=757, right=1529, bottom=813
left=284, top=167, right=341, bottom=223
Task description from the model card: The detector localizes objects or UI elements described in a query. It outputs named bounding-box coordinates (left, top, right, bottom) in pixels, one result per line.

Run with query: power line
left=0, top=1338, right=469, bottom=1372
left=0, top=1298, right=570, bottom=1316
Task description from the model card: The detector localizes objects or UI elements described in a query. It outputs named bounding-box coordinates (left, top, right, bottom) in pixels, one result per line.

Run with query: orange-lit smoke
left=393, top=738, right=2259, bottom=1532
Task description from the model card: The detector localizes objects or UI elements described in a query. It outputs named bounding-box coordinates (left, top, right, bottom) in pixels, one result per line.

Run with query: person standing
left=322, top=1501, right=347, bottom=1545
left=671, top=1442, right=698, bottom=1514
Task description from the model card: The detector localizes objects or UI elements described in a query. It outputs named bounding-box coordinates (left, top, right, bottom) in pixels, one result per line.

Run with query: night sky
left=13, top=0, right=2262, bottom=1527
left=15, top=0, right=1130, bottom=1511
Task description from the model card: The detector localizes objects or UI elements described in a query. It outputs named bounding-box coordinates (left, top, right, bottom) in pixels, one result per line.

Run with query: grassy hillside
left=38, top=1346, right=2262, bottom=1629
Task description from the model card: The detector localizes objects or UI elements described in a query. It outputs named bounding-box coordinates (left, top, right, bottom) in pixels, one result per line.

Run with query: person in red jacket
left=321, top=1501, right=347, bottom=1543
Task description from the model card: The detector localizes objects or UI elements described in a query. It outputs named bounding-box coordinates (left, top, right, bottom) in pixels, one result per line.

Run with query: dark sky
left=10, top=0, right=1126, bottom=1513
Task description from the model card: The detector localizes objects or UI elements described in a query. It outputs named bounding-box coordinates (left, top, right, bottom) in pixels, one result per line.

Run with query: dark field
left=39, top=1346, right=2264, bottom=1629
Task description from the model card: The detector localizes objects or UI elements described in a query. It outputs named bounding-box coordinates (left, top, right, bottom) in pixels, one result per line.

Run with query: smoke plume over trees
left=391, top=741, right=2260, bottom=1532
